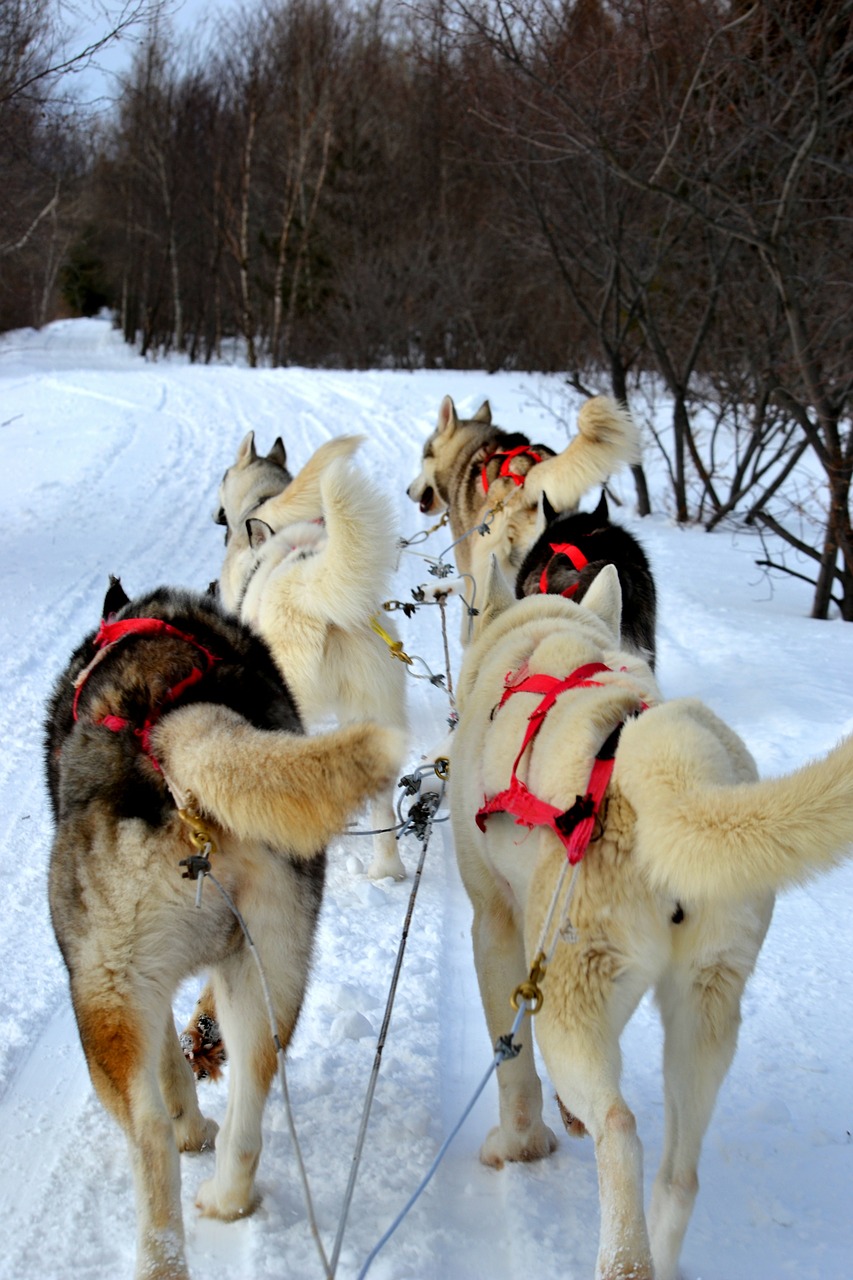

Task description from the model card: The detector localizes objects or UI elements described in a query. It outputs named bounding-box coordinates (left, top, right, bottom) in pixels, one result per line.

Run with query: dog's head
left=214, top=431, right=291, bottom=536
left=407, top=395, right=492, bottom=515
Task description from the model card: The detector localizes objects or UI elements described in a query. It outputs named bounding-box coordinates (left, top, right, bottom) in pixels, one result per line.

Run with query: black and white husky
left=46, top=582, right=400, bottom=1280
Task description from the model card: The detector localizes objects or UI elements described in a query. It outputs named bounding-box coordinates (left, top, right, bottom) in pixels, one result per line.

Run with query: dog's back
left=45, top=585, right=299, bottom=825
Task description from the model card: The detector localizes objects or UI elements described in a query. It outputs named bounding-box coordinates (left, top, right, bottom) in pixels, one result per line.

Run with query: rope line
left=200, top=869, right=332, bottom=1280
left=329, top=786, right=444, bottom=1274
left=355, top=1000, right=531, bottom=1280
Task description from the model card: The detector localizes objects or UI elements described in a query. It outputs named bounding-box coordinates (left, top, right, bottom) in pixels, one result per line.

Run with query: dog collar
left=476, top=662, right=644, bottom=865
left=480, top=444, right=544, bottom=494
left=71, top=616, right=220, bottom=770
left=538, top=542, right=590, bottom=597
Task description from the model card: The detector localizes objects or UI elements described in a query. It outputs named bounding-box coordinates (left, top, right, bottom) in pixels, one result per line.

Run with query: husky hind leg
left=195, top=863, right=320, bottom=1220
left=649, top=916, right=771, bottom=1280
left=366, top=787, right=406, bottom=880
left=454, top=818, right=557, bottom=1167
left=537, top=979, right=654, bottom=1280
left=74, top=983, right=190, bottom=1280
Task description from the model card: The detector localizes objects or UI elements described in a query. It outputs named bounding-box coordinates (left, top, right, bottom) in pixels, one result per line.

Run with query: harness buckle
left=179, top=852, right=212, bottom=881
left=511, top=951, right=547, bottom=1014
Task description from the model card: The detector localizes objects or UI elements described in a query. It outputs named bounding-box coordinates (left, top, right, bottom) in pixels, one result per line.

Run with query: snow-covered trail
left=1, top=318, right=851, bottom=1280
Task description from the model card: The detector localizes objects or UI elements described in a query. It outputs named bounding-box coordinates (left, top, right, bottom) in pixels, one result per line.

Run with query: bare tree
left=438, top=0, right=853, bottom=617
left=0, top=0, right=165, bottom=330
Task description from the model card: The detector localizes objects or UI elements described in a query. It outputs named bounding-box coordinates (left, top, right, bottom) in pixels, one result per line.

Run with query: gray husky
left=407, top=395, right=641, bottom=637
left=213, top=430, right=291, bottom=537
left=46, top=582, right=400, bottom=1280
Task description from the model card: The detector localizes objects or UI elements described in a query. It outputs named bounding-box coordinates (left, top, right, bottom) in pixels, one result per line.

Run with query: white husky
left=450, top=561, right=853, bottom=1280
left=218, top=434, right=362, bottom=614
left=238, top=448, right=410, bottom=880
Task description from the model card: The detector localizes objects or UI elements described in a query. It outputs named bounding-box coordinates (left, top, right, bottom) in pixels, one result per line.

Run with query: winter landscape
left=1, top=315, right=851, bottom=1280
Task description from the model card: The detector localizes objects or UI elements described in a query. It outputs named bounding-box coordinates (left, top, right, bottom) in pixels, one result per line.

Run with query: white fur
left=235, top=452, right=410, bottom=879
left=218, top=433, right=363, bottom=613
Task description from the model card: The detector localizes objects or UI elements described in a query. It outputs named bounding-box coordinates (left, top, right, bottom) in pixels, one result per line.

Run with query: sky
left=64, top=0, right=228, bottom=109
left=0, top=315, right=851, bottom=1280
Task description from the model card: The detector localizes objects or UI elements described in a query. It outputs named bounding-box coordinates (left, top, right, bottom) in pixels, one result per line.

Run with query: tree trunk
left=238, top=86, right=259, bottom=369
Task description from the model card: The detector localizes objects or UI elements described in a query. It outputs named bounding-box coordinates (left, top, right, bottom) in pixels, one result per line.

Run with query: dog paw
left=367, top=853, right=406, bottom=881
left=479, top=1121, right=557, bottom=1168
left=175, top=1114, right=218, bottom=1154
left=180, top=1014, right=227, bottom=1082
left=195, top=1177, right=260, bottom=1221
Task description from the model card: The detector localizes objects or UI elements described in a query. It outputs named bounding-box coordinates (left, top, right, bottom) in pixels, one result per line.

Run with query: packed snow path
left=1, top=318, right=851, bottom=1279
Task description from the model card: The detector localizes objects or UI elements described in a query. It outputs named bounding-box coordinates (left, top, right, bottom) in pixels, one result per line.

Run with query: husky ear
left=438, top=394, right=459, bottom=436
left=579, top=563, right=622, bottom=641
left=591, top=490, right=609, bottom=522
left=102, top=574, right=130, bottom=620
left=541, top=491, right=557, bottom=525
left=479, top=554, right=516, bottom=630
left=246, top=517, right=274, bottom=550
left=472, top=399, right=492, bottom=425
left=268, top=437, right=287, bottom=469
left=235, top=430, right=257, bottom=467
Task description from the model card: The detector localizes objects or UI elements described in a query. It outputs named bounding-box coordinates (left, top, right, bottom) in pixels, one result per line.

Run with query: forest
left=1, top=0, right=851, bottom=618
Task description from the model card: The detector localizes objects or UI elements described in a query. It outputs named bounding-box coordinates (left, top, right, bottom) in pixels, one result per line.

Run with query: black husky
left=515, top=491, right=657, bottom=667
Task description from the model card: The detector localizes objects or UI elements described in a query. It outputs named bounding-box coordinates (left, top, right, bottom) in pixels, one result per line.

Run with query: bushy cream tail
left=151, top=704, right=405, bottom=857
left=615, top=700, right=853, bottom=902
left=301, top=456, right=401, bottom=630
left=253, top=434, right=365, bottom=529
left=524, top=396, right=641, bottom=512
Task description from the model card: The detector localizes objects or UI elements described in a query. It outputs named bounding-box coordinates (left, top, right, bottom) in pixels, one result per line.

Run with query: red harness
left=480, top=444, right=544, bottom=494
left=538, top=542, right=589, bottom=598
left=476, top=662, right=636, bottom=865
left=71, top=616, right=220, bottom=770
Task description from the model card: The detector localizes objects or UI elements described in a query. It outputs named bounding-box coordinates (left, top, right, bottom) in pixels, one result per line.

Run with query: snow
left=1, top=315, right=851, bottom=1280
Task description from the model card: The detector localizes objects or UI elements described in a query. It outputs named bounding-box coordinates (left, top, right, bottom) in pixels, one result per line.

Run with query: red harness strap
left=480, top=444, right=544, bottom=494
left=475, top=662, right=626, bottom=865
left=538, top=542, right=590, bottom=597
left=71, top=616, right=220, bottom=770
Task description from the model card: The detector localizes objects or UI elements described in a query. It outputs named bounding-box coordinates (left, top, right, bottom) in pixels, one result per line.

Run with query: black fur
left=45, top=584, right=305, bottom=830
left=515, top=492, right=657, bottom=667
left=102, top=574, right=130, bottom=619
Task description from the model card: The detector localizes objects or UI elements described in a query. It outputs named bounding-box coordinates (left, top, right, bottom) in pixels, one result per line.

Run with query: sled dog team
left=46, top=395, right=853, bottom=1280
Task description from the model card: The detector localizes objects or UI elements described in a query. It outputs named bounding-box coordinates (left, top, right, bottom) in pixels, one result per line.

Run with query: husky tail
left=615, top=698, right=853, bottom=902
left=253, top=434, right=365, bottom=529
left=151, top=704, right=405, bottom=857
left=303, top=455, right=400, bottom=629
left=523, top=396, right=641, bottom=512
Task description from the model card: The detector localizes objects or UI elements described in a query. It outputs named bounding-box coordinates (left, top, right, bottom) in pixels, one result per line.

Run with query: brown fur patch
left=556, top=1094, right=588, bottom=1138
left=77, top=1002, right=140, bottom=1124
